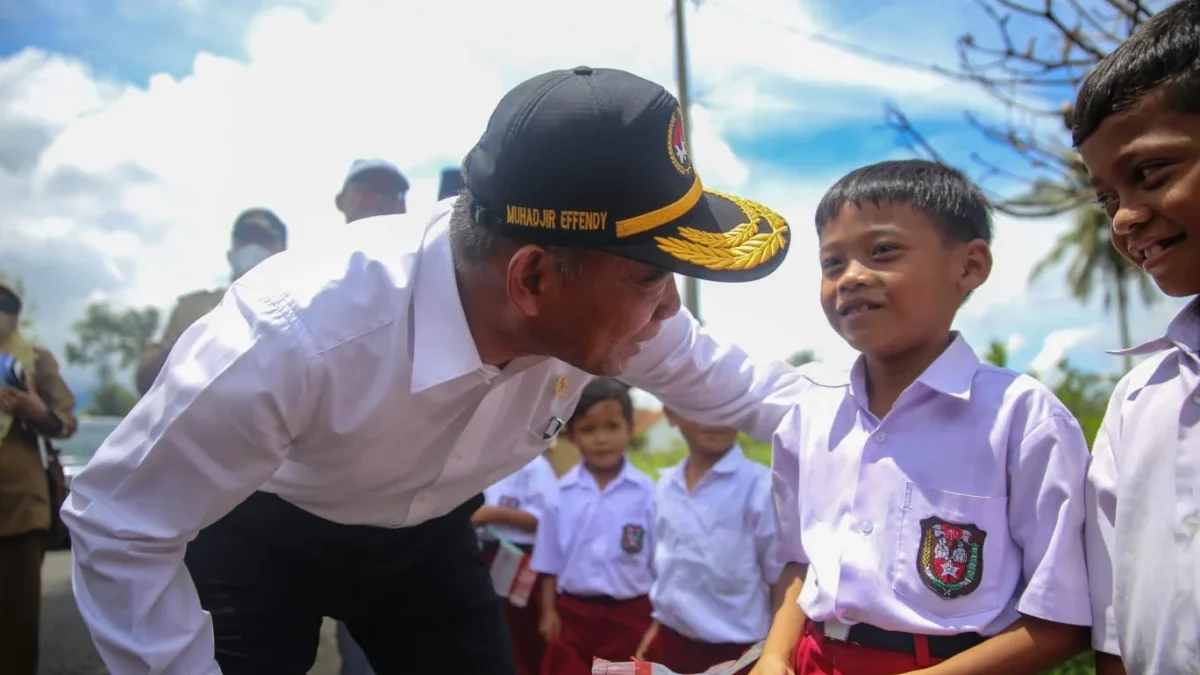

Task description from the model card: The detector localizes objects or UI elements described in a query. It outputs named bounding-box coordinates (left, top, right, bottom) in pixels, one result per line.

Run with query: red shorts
left=642, top=623, right=755, bottom=675
left=540, top=594, right=652, bottom=675
left=794, top=620, right=948, bottom=675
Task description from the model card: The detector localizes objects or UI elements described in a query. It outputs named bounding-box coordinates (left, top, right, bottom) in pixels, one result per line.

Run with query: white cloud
left=0, top=0, right=1123, bottom=392
left=1030, top=326, right=1100, bottom=375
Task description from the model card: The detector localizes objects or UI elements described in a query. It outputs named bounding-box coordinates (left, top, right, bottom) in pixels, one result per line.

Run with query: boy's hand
left=747, top=652, right=794, bottom=675
left=470, top=506, right=498, bottom=527
left=633, top=620, right=659, bottom=660
left=538, top=610, right=561, bottom=642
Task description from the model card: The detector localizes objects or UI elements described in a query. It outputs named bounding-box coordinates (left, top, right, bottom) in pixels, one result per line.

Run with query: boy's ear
left=959, top=240, right=993, bottom=297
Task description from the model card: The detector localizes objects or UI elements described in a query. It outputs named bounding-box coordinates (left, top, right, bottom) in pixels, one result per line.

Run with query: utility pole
left=673, top=0, right=701, bottom=324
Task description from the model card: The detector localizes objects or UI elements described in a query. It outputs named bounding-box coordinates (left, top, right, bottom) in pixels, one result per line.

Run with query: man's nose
left=655, top=277, right=682, bottom=319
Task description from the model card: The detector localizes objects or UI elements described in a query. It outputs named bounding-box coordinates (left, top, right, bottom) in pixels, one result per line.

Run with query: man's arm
left=61, top=284, right=321, bottom=674
left=621, top=309, right=807, bottom=440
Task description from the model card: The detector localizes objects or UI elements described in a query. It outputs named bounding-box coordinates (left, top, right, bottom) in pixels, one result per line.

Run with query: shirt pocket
left=890, top=482, right=1007, bottom=618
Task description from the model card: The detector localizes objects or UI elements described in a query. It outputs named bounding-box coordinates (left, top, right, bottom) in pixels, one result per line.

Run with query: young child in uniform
left=1072, top=3, right=1200, bottom=673
left=635, top=409, right=782, bottom=675
left=473, top=452, right=560, bottom=675
left=531, top=378, right=655, bottom=675
left=751, top=159, right=1094, bottom=675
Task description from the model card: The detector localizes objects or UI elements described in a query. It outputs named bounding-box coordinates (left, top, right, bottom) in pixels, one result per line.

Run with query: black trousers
left=184, top=491, right=514, bottom=675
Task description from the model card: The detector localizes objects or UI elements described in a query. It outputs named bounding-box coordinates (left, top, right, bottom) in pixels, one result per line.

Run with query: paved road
left=40, top=549, right=342, bottom=675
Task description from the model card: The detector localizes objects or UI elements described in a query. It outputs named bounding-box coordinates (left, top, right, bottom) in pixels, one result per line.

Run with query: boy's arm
left=750, top=470, right=785, bottom=595
left=1094, top=652, right=1128, bottom=675
left=471, top=506, right=538, bottom=531
left=757, top=562, right=808, bottom=664
left=923, top=410, right=1094, bottom=674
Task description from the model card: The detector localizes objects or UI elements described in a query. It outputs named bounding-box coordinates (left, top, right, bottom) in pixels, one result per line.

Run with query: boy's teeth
left=1145, top=244, right=1164, bottom=259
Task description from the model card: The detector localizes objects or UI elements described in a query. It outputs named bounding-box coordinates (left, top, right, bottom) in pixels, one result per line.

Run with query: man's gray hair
left=448, top=196, right=583, bottom=279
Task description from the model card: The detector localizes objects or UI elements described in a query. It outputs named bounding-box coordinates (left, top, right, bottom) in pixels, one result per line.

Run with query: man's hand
left=633, top=620, right=659, bottom=660
left=747, top=652, right=795, bottom=675
left=0, top=384, right=47, bottom=419
left=538, top=610, right=561, bottom=643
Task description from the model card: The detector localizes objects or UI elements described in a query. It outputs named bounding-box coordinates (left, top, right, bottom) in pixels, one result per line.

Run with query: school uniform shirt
left=530, top=460, right=655, bottom=599
left=650, top=446, right=782, bottom=645
left=480, top=454, right=559, bottom=546
left=1086, top=299, right=1200, bottom=674
left=60, top=200, right=806, bottom=675
left=772, top=334, right=1093, bottom=638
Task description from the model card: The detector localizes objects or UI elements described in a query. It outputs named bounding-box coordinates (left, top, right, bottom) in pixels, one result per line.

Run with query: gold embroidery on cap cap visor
left=653, top=190, right=789, bottom=272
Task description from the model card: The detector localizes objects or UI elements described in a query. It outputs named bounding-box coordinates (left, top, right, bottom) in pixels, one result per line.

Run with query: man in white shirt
left=335, top=158, right=409, bottom=223
left=62, top=65, right=799, bottom=675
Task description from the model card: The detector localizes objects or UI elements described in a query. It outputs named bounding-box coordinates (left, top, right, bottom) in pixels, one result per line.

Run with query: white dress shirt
left=772, top=335, right=1093, bottom=637
left=530, top=460, right=656, bottom=599
left=650, top=446, right=782, bottom=645
left=1086, top=299, right=1200, bottom=673
left=61, top=200, right=804, bottom=675
left=480, top=454, right=559, bottom=546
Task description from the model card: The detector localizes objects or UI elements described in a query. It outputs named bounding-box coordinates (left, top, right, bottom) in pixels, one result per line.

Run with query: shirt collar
left=1109, top=296, right=1200, bottom=358
left=568, top=458, right=639, bottom=491
left=410, top=212, right=485, bottom=393
left=669, top=444, right=745, bottom=488
left=848, top=332, right=978, bottom=402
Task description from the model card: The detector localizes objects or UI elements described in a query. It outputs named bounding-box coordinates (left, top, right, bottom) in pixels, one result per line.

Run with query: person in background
left=335, top=159, right=409, bottom=223
left=332, top=158, right=409, bottom=675
left=753, top=160, right=1092, bottom=675
left=474, top=454, right=560, bottom=675
left=0, top=274, right=77, bottom=675
left=1074, top=2, right=1200, bottom=673
left=635, top=410, right=781, bottom=674
left=532, top=378, right=655, bottom=675
left=135, top=208, right=287, bottom=395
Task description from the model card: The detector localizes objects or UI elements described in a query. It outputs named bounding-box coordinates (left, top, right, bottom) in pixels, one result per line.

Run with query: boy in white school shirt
left=635, top=409, right=782, bottom=675
left=752, top=160, right=1093, bottom=675
left=531, top=379, right=655, bottom=675
left=1073, top=2, right=1200, bottom=672
left=474, top=453, right=560, bottom=675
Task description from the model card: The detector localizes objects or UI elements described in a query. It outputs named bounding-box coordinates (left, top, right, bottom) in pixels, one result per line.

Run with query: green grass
left=628, top=438, right=1097, bottom=675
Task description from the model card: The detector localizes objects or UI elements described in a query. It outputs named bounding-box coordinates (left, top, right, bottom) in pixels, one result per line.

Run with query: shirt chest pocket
left=890, top=482, right=1007, bottom=618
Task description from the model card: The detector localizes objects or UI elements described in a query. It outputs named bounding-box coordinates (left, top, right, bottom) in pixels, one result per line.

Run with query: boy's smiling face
left=1080, top=96, right=1200, bottom=297
left=818, top=202, right=990, bottom=360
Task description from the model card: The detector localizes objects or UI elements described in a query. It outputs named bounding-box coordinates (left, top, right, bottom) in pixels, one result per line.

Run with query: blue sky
left=0, top=0, right=1185, bottom=399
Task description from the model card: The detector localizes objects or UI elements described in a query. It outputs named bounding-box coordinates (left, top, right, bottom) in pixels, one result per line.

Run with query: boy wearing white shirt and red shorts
left=752, top=160, right=1094, bottom=675
left=636, top=409, right=782, bottom=675
left=531, top=378, right=655, bottom=675
left=474, top=454, right=560, bottom=675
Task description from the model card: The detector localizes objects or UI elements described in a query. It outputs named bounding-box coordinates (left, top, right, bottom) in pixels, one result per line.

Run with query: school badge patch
left=620, top=524, right=645, bottom=554
left=498, top=496, right=520, bottom=509
left=917, top=517, right=986, bottom=599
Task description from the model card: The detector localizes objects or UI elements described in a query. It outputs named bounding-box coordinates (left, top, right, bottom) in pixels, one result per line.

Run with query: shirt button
left=860, top=520, right=874, bottom=535
left=874, top=431, right=887, bottom=443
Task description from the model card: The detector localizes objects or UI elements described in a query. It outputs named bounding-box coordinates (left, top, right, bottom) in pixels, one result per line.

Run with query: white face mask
left=229, top=244, right=273, bottom=280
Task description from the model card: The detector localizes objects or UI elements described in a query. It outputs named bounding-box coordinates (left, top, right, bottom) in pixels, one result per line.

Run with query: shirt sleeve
left=770, top=404, right=806, bottom=566
left=33, top=347, right=78, bottom=438
left=60, top=283, right=322, bottom=675
left=1006, top=410, right=1093, bottom=628
left=750, top=469, right=784, bottom=585
left=1085, top=390, right=1123, bottom=656
left=523, top=459, right=560, bottom=525
left=621, top=309, right=806, bottom=441
left=530, top=484, right=563, bottom=576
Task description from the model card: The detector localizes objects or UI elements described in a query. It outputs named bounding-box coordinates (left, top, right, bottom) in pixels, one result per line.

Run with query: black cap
left=232, top=208, right=287, bottom=246
left=463, top=66, right=790, bottom=282
left=438, top=168, right=464, bottom=201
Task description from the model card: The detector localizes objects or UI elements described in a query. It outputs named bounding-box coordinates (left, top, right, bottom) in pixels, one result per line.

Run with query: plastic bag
left=590, top=641, right=764, bottom=675
left=484, top=527, right=538, bottom=608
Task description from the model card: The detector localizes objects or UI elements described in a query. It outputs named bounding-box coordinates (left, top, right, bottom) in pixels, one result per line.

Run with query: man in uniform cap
left=336, top=159, right=409, bottom=223
left=66, top=66, right=799, bottom=675
left=135, top=208, right=287, bottom=395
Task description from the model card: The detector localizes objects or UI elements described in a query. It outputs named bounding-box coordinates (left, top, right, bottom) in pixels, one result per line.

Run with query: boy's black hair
left=814, top=159, right=993, bottom=245
left=1073, top=0, right=1200, bottom=147
left=567, top=378, right=634, bottom=431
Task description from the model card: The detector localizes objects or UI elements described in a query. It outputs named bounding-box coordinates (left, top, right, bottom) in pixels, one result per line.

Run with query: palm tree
left=1020, top=166, right=1158, bottom=373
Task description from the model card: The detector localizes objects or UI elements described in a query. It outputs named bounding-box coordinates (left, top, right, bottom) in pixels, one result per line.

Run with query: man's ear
left=959, top=239, right=993, bottom=297
left=506, top=244, right=562, bottom=318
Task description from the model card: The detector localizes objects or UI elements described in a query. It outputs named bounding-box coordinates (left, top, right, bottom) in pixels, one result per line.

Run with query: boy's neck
left=586, top=459, right=624, bottom=491
left=863, top=334, right=955, bottom=419
left=684, top=445, right=733, bottom=492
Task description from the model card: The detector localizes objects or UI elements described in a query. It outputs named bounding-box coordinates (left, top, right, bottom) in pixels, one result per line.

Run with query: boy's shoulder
left=971, top=362, right=1084, bottom=439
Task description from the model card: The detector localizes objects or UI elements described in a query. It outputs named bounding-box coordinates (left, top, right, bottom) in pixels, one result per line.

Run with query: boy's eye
left=873, top=243, right=897, bottom=255
left=1135, top=162, right=1170, bottom=186
left=820, top=257, right=841, bottom=270
left=1094, top=194, right=1118, bottom=216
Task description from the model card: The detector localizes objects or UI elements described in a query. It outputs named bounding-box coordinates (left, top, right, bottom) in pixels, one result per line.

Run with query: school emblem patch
left=917, top=517, right=986, bottom=599
left=667, top=107, right=692, bottom=175
left=620, top=524, right=645, bottom=554
left=498, top=496, right=520, bottom=509
left=554, top=374, right=569, bottom=398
